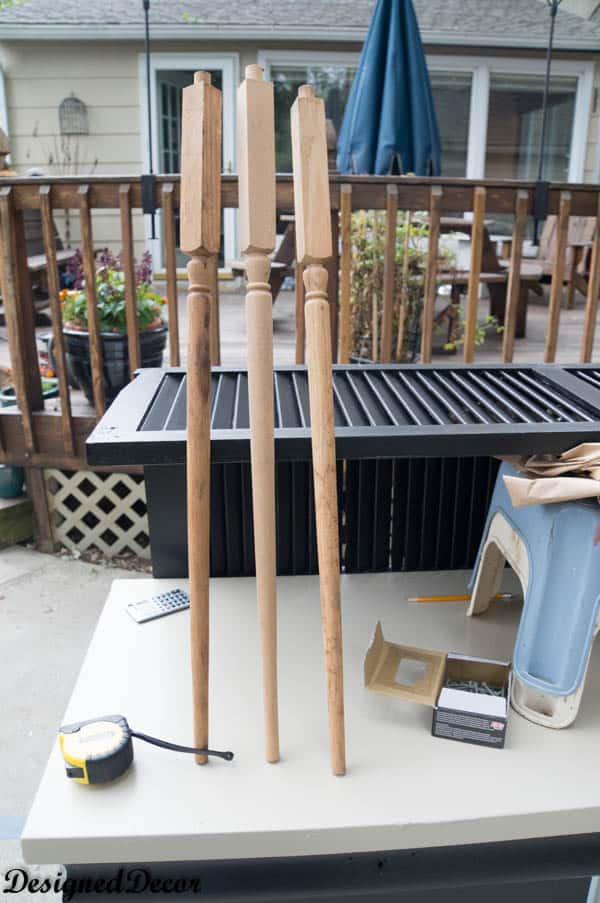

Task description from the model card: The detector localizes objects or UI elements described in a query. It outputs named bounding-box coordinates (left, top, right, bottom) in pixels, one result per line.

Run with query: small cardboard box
left=364, top=622, right=511, bottom=749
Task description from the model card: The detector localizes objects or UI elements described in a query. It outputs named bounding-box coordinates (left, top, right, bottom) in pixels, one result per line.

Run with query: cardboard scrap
left=503, top=443, right=600, bottom=508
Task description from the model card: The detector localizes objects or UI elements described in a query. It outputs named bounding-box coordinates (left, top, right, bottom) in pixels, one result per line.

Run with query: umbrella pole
left=291, top=85, right=346, bottom=777
left=238, top=64, right=280, bottom=764
left=180, top=72, right=222, bottom=763
left=533, top=0, right=562, bottom=245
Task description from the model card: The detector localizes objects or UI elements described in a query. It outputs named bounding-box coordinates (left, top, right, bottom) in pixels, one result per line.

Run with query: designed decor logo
left=2, top=868, right=202, bottom=900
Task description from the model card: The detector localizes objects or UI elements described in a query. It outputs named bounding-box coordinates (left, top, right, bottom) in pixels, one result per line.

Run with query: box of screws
left=432, top=654, right=511, bottom=749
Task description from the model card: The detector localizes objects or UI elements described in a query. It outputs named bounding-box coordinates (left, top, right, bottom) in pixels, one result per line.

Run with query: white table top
left=22, top=571, right=600, bottom=865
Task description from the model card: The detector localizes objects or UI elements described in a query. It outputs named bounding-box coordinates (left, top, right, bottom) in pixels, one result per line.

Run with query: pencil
left=408, top=592, right=516, bottom=604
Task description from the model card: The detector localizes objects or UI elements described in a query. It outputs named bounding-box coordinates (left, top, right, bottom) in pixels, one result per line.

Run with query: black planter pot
left=64, top=324, right=168, bottom=405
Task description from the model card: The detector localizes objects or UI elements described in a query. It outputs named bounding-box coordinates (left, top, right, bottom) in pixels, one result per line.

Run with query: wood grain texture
left=238, top=66, right=276, bottom=255
left=463, top=186, right=486, bottom=363
left=420, top=188, right=442, bottom=364
left=338, top=184, right=352, bottom=364
left=303, top=264, right=346, bottom=777
left=292, top=84, right=346, bottom=776
left=544, top=191, right=572, bottom=363
left=380, top=184, right=398, bottom=363
left=119, top=184, right=141, bottom=377
left=290, top=86, right=332, bottom=264
left=185, top=255, right=212, bottom=765
left=581, top=194, right=600, bottom=363
left=180, top=72, right=222, bottom=257
left=78, top=184, right=105, bottom=418
left=238, top=64, right=279, bottom=764
left=502, top=190, right=528, bottom=363
left=181, top=71, right=222, bottom=764
left=39, top=184, right=74, bottom=456
left=162, top=182, right=180, bottom=366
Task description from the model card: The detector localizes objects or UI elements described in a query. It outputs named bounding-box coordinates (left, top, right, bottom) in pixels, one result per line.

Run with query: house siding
left=0, top=39, right=598, bottom=261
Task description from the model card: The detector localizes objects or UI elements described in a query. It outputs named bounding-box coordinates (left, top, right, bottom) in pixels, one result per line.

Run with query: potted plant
left=0, top=364, right=59, bottom=408
left=349, top=212, right=499, bottom=362
left=60, top=249, right=168, bottom=405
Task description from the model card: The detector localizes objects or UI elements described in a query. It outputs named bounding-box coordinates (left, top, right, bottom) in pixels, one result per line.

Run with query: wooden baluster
left=181, top=71, right=222, bottom=764
left=238, top=63, right=280, bottom=764
left=327, top=207, right=339, bottom=361
left=380, top=184, right=398, bottom=363
left=0, top=187, right=37, bottom=452
left=463, top=186, right=486, bottom=364
left=162, top=182, right=180, bottom=367
left=420, top=187, right=442, bottom=364
left=396, top=210, right=412, bottom=361
left=209, top=255, right=221, bottom=366
left=502, top=190, right=529, bottom=363
left=372, top=212, right=380, bottom=361
left=544, top=191, right=571, bottom=363
left=119, top=184, right=141, bottom=378
left=39, top=185, right=74, bottom=456
left=338, top=184, right=352, bottom=364
left=581, top=194, right=600, bottom=362
left=291, top=84, right=346, bottom=777
left=295, top=261, right=305, bottom=363
left=78, top=185, right=105, bottom=417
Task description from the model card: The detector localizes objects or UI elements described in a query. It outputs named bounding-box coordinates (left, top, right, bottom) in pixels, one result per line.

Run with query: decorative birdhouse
left=59, top=94, right=89, bottom=136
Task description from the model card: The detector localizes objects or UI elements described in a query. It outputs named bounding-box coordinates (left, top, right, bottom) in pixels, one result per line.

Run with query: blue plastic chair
left=469, top=461, right=600, bottom=728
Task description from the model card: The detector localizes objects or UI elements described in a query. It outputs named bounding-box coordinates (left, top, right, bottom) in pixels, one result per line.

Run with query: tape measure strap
left=60, top=715, right=133, bottom=785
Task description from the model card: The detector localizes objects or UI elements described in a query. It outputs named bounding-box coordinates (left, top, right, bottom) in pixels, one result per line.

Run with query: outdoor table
left=22, top=571, right=600, bottom=901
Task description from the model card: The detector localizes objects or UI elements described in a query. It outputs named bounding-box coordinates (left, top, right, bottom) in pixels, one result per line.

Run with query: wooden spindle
left=291, top=84, right=346, bottom=777
left=420, top=187, right=442, bottom=364
left=502, top=190, right=528, bottom=363
left=380, top=184, right=398, bottom=363
left=396, top=210, right=413, bottom=361
left=463, top=186, right=486, bottom=364
left=338, top=184, right=352, bottom=364
left=238, top=63, right=280, bottom=764
left=544, top=191, right=571, bottom=363
left=581, top=194, right=600, bottom=363
left=181, top=70, right=222, bottom=764
left=119, top=184, right=141, bottom=378
left=78, top=185, right=105, bottom=417
left=39, top=185, right=74, bottom=456
left=162, top=182, right=180, bottom=366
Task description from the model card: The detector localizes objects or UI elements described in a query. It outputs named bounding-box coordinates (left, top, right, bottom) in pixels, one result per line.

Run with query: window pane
left=272, top=64, right=355, bottom=172
left=485, top=74, right=577, bottom=181
left=430, top=71, right=471, bottom=177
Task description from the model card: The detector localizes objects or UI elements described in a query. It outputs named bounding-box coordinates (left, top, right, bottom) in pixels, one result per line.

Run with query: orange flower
left=59, top=288, right=69, bottom=301
left=160, top=296, right=168, bottom=306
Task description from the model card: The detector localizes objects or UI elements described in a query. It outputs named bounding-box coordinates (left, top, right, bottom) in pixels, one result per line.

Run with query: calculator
left=126, top=589, right=190, bottom=624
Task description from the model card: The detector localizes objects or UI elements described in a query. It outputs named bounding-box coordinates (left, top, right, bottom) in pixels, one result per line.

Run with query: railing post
left=119, top=183, right=141, bottom=378
left=162, top=182, right=181, bottom=367
left=78, top=184, right=106, bottom=417
left=420, top=187, right=442, bottom=364
left=544, top=190, right=571, bottom=363
left=381, top=183, right=398, bottom=363
left=502, top=190, right=529, bottom=363
left=0, top=186, right=42, bottom=454
left=463, top=186, right=486, bottom=364
left=338, top=184, right=352, bottom=364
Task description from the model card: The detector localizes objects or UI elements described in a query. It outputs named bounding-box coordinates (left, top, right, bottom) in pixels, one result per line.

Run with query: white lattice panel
left=44, top=469, right=150, bottom=558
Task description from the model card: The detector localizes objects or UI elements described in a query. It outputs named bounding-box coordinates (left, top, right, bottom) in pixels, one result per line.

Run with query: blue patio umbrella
left=337, top=0, right=441, bottom=176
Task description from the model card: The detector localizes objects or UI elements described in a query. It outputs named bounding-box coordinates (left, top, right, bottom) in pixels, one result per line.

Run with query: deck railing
left=1, top=173, right=600, bottom=474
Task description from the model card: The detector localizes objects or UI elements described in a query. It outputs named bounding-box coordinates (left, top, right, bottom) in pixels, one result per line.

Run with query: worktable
left=22, top=571, right=600, bottom=899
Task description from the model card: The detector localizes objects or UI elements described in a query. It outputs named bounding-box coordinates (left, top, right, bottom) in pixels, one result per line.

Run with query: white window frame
left=426, top=54, right=593, bottom=182
left=259, top=49, right=594, bottom=184
left=137, top=52, right=239, bottom=268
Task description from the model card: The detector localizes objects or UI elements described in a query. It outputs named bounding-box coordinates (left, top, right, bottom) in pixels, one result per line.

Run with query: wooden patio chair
left=498, top=215, right=596, bottom=309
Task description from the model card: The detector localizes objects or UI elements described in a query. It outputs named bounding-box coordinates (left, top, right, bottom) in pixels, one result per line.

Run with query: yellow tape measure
left=59, top=714, right=233, bottom=785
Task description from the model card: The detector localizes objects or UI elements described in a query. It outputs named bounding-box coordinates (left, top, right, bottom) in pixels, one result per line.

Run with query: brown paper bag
left=503, top=443, right=600, bottom=508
